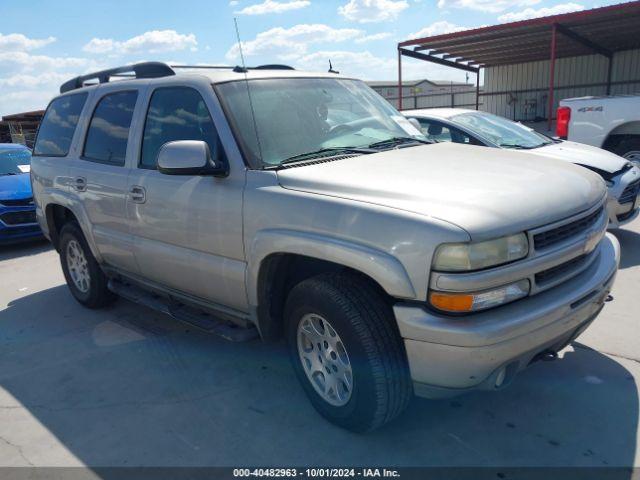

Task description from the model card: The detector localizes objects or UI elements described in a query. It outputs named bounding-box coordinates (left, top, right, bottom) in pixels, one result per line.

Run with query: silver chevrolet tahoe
left=31, top=62, right=620, bottom=432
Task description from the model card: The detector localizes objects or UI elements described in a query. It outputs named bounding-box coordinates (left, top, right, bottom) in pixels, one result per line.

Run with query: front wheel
left=284, top=273, right=412, bottom=432
left=59, top=222, right=115, bottom=309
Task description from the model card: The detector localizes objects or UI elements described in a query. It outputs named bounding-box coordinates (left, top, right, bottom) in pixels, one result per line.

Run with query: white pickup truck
left=557, top=94, right=640, bottom=168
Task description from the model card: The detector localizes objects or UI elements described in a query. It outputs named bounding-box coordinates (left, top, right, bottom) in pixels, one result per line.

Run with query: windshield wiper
left=367, top=137, right=431, bottom=150
left=499, top=143, right=540, bottom=150
left=274, top=147, right=376, bottom=167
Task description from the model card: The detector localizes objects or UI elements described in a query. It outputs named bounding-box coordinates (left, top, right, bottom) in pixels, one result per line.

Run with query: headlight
left=429, top=279, right=530, bottom=313
left=432, top=233, right=529, bottom=272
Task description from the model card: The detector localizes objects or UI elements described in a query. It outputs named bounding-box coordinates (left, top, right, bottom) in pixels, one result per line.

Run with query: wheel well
left=45, top=204, right=78, bottom=251
left=602, top=122, right=640, bottom=152
left=256, top=254, right=391, bottom=341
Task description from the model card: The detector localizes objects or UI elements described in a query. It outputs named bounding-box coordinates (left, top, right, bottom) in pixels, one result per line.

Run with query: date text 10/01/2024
left=232, top=469, right=401, bottom=478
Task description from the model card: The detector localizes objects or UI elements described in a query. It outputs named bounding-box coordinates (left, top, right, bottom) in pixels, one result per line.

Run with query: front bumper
left=0, top=205, right=42, bottom=245
left=394, top=233, right=620, bottom=399
left=607, top=167, right=640, bottom=228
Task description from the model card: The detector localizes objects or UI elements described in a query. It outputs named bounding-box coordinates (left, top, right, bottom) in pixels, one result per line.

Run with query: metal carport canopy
left=396, top=0, right=640, bottom=126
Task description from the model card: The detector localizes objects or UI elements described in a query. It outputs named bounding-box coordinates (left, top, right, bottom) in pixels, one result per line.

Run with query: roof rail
left=60, top=62, right=175, bottom=93
left=254, top=64, right=295, bottom=70
left=171, top=64, right=295, bottom=71
left=170, top=65, right=236, bottom=70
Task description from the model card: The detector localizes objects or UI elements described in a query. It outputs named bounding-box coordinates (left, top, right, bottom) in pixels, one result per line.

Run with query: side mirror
left=157, top=140, right=227, bottom=177
left=407, top=117, right=422, bottom=131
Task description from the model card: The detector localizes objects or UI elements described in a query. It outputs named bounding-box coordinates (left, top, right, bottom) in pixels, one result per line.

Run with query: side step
left=108, top=280, right=259, bottom=342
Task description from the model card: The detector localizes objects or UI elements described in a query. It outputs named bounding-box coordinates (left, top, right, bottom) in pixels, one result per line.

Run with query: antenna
left=328, top=60, right=339, bottom=74
left=234, top=18, right=264, bottom=163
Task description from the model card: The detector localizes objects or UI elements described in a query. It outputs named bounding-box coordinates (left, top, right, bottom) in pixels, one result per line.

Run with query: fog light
left=495, top=368, right=506, bottom=388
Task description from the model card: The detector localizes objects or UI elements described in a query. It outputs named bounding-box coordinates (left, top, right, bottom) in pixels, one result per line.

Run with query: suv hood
left=0, top=173, right=32, bottom=200
left=277, top=142, right=606, bottom=240
left=527, top=141, right=629, bottom=174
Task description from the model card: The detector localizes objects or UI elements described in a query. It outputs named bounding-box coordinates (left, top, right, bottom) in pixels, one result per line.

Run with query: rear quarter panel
left=562, top=96, right=640, bottom=147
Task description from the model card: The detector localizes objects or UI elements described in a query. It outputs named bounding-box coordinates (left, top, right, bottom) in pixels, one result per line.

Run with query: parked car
left=32, top=62, right=619, bottom=432
left=0, top=143, right=41, bottom=245
left=405, top=108, right=640, bottom=228
left=557, top=94, right=640, bottom=168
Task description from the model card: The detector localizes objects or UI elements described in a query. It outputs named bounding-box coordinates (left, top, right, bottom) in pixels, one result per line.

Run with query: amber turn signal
left=429, top=292, right=474, bottom=313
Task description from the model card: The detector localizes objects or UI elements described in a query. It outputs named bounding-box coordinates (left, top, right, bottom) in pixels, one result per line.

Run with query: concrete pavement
left=0, top=217, right=639, bottom=468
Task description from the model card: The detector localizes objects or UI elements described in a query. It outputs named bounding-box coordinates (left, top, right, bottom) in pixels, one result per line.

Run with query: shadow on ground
left=0, top=238, right=51, bottom=261
left=0, top=284, right=637, bottom=469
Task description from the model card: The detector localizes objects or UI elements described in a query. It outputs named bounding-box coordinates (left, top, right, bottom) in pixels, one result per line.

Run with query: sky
left=0, top=0, right=626, bottom=116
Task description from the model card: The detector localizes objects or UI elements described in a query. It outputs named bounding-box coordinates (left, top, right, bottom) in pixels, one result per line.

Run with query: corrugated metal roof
left=398, top=1, right=640, bottom=67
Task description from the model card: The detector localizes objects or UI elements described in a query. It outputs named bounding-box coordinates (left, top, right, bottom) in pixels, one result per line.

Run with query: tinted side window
left=417, top=119, right=453, bottom=143
left=140, top=87, right=222, bottom=169
left=83, top=91, right=138, bottom=166
left=450, top=127, right=485, bottom=146
left=34, top=93, right=88, bottom=156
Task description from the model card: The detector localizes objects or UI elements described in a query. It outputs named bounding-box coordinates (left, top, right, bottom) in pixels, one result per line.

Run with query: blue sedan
left=0, top=144, right=42, bottom=245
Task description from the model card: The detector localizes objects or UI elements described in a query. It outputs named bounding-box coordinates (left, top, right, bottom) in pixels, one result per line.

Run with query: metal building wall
left=481, top=48, right=640, bottom=122
left=385, top=89, right=480, bottom=110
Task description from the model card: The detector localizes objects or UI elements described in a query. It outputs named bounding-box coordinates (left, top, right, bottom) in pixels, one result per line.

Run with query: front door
left=125, top=85, right=247, bottom=312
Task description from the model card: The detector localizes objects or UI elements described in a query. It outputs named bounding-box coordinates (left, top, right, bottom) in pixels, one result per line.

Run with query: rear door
left=68, top=87, right=143, bottom=273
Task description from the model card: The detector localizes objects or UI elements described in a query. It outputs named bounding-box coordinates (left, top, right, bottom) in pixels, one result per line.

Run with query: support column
left=606, top=55, right=613, bottom=95
left=476, top=69, right=480, bottom=110
left=397, top=49, right=403, bottom=110
left=547, top=23, right=558, bottom=132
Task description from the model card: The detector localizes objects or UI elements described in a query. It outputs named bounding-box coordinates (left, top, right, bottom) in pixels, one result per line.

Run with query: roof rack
left=254, top=64, right=295, bottom=70
left=171, top=64, right=295, bottom=72
left=59, top=62, right=297, bottom=93
left=170, top=65, right=236, bottom=70
left=60, top=62, right=175, bottom=93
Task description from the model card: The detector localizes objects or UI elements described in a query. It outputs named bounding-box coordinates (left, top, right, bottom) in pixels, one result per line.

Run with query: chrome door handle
left=129, top=185, right=146, bottom=204
left=74, top=176, right=87, bottom=192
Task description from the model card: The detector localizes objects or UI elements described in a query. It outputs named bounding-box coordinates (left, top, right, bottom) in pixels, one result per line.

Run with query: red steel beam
left=397, top=48, right=403, bottom=110
left=548, top=23, right=558, bottom=131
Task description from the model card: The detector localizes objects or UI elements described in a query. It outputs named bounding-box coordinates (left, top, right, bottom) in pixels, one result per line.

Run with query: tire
left=284, top=272, right=412, bottom=432
left=59, top=222, right=115, bottom=309
left=613, top=137, right=640, bottom=166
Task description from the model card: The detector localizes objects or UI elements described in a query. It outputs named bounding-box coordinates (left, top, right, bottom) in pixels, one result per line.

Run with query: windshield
left=0, top=146, right=31, bottom=175
left=216, top=78, right=426, bottom=167
left=450, top=112, right=552, bottom=149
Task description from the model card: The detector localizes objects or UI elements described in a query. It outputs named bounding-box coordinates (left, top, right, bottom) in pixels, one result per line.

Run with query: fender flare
left=43, top=190, right=104, bottom=263
left=246, top=229, right=417, bottom=307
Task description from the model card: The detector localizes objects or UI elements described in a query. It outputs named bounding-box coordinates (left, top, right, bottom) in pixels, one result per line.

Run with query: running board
left=108, top=280, right=259, bottom=342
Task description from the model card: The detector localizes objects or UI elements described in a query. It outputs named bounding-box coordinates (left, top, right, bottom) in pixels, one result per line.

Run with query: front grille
left=0, top=210, right=37, bottom=225
left=533, top=207, right=603, bottom=250
left=617, top=209, right=637, bottom=222
left=619, top=179, right=640, bottom=205
left=535, top=255, right=588, bottom=285
left=0, top=197, right=33, bottom=207
left=0, top=225, right=40, bottom=237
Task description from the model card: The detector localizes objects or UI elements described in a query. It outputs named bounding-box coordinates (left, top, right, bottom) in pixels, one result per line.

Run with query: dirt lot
left=0, top=217, right=639, bottom=469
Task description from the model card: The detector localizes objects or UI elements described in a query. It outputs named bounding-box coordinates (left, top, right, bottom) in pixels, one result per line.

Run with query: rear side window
left=140, top=87, right=223, bottom=169
left=34, top=93, right=88, bottom=156
left=83, top=91, right=138, bottom=166
left=416, top=119, right=453, bottom=143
